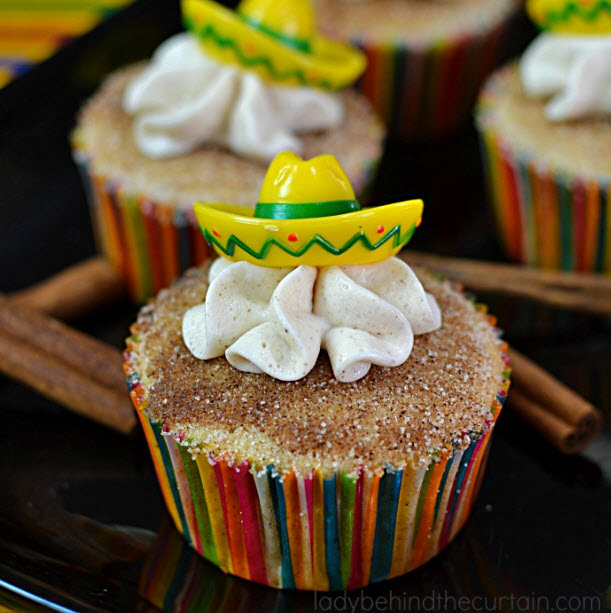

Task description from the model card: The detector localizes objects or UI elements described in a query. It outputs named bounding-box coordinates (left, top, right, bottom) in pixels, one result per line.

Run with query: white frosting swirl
left=182, top=257, right=441, bottom=382
left=123, top=33, right=344, bottom=161
left=521, top=33, right=611, bottom=121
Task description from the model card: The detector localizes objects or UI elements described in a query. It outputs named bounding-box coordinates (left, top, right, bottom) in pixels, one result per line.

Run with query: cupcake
left=476, top=0, right=611, bottom=271
left=73, top=0, right=384, bottom=302
left=312, top=0, right=521, bottom=142
left=124, top=152, right=510, bottom=590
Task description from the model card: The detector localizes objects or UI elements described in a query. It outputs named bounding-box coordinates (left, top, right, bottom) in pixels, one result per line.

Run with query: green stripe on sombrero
left=238, top=12, right=312, bottom=53
left=254, top=200, right=360, bottom=220
left=183, top=15, right=335, bottom=89
left=201, top=222, right=418, bottom=260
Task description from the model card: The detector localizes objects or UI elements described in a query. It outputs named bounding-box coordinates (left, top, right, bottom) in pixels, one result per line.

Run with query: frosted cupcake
left=73, top=0, right=384, bottom=302
left=312, top=0, right=521, bottom=142
left=124, top=152, right=510, bottom=590
left=476, top=0, right=611, bottom=271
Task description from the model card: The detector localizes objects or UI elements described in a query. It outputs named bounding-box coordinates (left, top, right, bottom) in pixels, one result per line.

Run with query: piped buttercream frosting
left=123, top=33, right=344, bottom=161
left=521, top=33, right=611, bottom=121
left=182, top=256, right=441, bottom=382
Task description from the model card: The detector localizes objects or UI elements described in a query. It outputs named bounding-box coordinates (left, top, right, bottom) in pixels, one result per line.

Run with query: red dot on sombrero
left=416, top=217, right=422, bottom=227
left=376, top=225, right=385, bottom=234
left=212, top=229, right=221, bottom=238
left=288, top=233, right=298, bottom=242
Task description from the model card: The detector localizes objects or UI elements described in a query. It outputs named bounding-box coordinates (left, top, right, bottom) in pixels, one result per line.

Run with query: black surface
left=0, top=1, right=610, bottom=612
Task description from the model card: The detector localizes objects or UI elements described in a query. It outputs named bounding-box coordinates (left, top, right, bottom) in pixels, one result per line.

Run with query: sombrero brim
left=182, top=0, right=366, bottom=90
left=194, top=200, right=424, bottom=267
left=527, top=0, right=611, bottom=33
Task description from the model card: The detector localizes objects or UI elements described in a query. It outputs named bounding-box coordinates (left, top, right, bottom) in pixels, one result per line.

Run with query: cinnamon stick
left=0, top=294, right=126, bottom=392
left=10, top=257, right=127, bottom=321
left=507, top=388, right=584, bottom=454
left=0, top=327, right=135, bottom=435
left=508, top=349, right=602, bottom=454
left=0, top=294, right=136, bottom=435
left=402, top=251, right=611, bottom=315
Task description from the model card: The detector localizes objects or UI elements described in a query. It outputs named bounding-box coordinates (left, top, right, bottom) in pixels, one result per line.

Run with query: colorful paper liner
left=73, top=151, right=210, bottom=303
left=73, top=150, right=381, bottom=303
left=349, top=11, right=516, bottom=142
left=124, top=313, right=510, bottom=591
left=476, top=119, right=611, bottom=273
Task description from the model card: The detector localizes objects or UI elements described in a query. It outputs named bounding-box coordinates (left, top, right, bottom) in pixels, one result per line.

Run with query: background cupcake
left=73, top=0, right=384, bottom=302
left=312, top=0, right=521, bottom=142
left=124, top=153, right=510, bottom=590
left=476, top=0, right=611, bottom=272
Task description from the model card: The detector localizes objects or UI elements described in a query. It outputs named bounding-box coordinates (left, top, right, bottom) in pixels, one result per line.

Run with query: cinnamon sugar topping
left=127, top=264, right=506, bottom=475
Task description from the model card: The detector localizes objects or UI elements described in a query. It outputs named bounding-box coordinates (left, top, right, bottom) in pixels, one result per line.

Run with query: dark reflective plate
left=0, top=1, right=609, bottom=611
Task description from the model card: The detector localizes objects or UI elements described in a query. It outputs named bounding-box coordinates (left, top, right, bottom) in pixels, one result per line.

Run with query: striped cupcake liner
left=351, top=13, right=516, bottom=143
left=125, top=310, right=510, bottom=591
left=477, top=123, right=611, bottom=272
left=74, top=151, right=211, bottom=303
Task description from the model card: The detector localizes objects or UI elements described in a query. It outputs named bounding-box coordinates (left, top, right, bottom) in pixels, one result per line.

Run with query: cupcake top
left=313, top=0, right=518, bottom=44
left=126, top=153, right=507, bottom=475
left=127, top=264, right=506, bottom=475
left=478, top=64, right=611, bottom=179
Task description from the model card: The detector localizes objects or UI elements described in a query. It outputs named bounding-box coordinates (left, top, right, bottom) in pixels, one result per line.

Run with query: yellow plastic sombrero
left=194, top=152, right=423, bottom=268
left=527, top=0, right=611, bottom=33
left=181, top=0, right=366, bottom=90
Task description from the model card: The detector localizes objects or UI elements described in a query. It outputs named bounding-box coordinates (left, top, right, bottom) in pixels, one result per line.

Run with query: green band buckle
left=254, top=200, right=361, bottom=220
left=238, top=12, right=312, bottom=53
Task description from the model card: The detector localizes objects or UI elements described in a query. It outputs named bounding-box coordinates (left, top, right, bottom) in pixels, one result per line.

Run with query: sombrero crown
left=181, top=0, right=366, bottom=89
left=527, top=0, right=611, bottom=34
left=194, top=152, right=423, bottom=268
